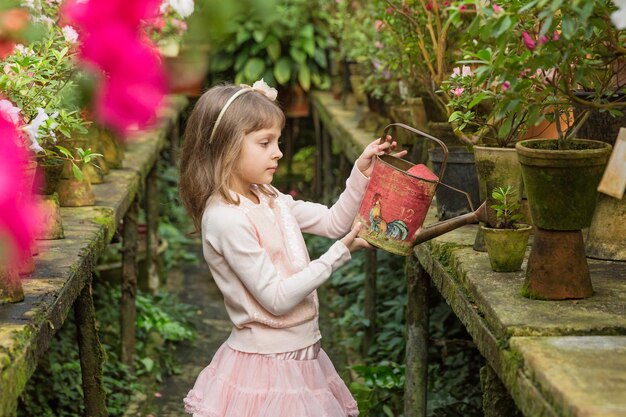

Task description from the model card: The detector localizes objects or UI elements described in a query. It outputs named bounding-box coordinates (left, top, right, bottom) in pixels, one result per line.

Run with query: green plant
left=209, top=0, right=331, bottom=91
left=0, top=2, right=89, bottom=152
left=460, top=0, right=626, bottom=149
left=144, top=0, right=195, bottom=47
left=491, top=185, right=523, bottom=229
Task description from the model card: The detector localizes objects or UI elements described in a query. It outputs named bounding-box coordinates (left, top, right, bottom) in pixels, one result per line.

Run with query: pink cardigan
left=201, top=166, right=370, bottom=354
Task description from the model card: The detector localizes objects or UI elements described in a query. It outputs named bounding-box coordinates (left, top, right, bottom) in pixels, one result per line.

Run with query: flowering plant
left=144, top=0, right=194, bottom=50
left=374, top=0, right=466, bottom=119
left=0, top=2, right=90, bottom=159
left=461, top=0, right=626, bottom=149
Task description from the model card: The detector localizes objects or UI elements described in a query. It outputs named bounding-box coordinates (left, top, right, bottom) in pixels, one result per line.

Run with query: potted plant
left=472, top=0, right=620, bottom=299
left=481, top=186, right=532, bottom=272
left=208, top=0, right=331, bottom=115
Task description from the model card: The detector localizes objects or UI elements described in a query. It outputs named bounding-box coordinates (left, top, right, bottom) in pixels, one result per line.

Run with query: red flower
left=522, top=31, right=536, bottom=50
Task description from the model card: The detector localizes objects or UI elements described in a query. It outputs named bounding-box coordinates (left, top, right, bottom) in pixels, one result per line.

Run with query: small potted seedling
left=481, top=185, right=532, bottom=272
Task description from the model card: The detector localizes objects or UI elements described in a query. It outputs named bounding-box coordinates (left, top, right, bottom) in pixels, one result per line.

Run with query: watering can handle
left=380, top=123, right=449, bottom=180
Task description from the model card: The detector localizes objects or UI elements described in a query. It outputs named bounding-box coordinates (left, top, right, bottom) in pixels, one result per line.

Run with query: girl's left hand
left=356, top=135, right=408, bottom=178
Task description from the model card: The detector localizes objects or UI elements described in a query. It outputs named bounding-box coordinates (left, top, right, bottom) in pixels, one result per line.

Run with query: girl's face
left=231, top=124, right=283, bottom=197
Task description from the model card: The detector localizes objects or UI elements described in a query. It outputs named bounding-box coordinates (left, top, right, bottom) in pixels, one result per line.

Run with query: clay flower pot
left=482, top=224, right=532, bottom=272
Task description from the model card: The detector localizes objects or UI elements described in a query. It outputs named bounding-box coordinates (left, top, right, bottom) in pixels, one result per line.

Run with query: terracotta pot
left=516, top=139, right=612, bottom=230
left=280, top=84, right=310, bottom=118
left=482, top=225, right=532, bottom=272
left=17, top=161, right=38, bottom=276
left=164, top=43, right=210, bottom=96
left=0, top=265, right=24, bottom=303
left=57, top=161, right=95, bottom=207
left=99, top=129, right=124, bottom=169
left=34, top=157, right=64, bottom=195
left=36, top=193, right=65, bottom=240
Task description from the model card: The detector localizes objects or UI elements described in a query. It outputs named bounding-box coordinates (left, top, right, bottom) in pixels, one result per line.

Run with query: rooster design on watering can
left=356, top=123, right=488, bottom=256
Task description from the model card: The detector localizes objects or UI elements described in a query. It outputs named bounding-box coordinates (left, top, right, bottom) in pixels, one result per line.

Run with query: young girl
left=179, top=80, right=405, bottom=417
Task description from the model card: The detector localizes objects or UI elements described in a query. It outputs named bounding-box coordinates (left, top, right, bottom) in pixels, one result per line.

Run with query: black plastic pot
left=428, top=146, right=480, bottom=220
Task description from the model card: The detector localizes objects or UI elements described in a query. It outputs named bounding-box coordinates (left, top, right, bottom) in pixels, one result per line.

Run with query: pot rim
left=516, top=138, right=612, bottom=158
left=480, top=224, right=532, bottom=232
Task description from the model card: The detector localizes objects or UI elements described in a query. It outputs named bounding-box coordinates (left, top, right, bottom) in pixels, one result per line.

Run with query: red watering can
left=356, top=123, right=488, bottom=256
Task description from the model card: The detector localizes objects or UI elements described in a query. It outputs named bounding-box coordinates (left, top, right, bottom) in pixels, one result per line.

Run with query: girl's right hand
left=340, top=223, right=372, bottom=253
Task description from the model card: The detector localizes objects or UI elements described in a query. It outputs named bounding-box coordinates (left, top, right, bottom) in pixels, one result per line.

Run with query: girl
left=179, top=80, right=405, bottom=417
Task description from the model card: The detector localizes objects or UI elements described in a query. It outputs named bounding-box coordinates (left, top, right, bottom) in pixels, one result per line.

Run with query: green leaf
left=266, top=36, right=281, bottom=61
left=71, top=163, right=83, bottom=181
left=252, top=29, right=265, bottom=43
left=493, top=16, right=513, bottom=38
left=290, top=47, right=306, bottom=64
left=468, top=92, right=488, bottom=110
left=243, top=58, right=265, bottom=81
left=298, top=65, right=311, bottom=91
left=273, top=57, right=292, bottom=85
left=55, top=145, right=72, bottom=159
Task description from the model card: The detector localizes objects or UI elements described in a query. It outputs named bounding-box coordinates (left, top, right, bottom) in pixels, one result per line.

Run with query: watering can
left=356, top=123, right=488, bottom=256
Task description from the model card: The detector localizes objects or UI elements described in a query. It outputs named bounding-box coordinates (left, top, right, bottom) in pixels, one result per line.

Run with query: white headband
left=208, top=79, right=278, bottom=144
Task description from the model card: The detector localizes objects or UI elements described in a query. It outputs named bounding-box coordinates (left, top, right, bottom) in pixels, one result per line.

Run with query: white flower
left=167, top=0, right=194, bottom=18
left=462, top=65, right=472, bottom=77
left=0, top=100, right=22, bottom=126
left=251, top=79, right=278, bottom=101
left=611, top=0, right=626, bottom=29
left=36, top=15, right=55, bottom=26
left=23, top=108, right=49, bottom=153
left=62, top=26, right=79, bottom=44
left=14, top=44, right=33, bottom=56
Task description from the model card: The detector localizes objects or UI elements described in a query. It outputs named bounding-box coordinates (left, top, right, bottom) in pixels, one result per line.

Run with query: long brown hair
left=179, top=84, right=286, bottom=232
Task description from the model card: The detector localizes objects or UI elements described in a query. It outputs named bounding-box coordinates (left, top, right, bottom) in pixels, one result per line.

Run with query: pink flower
left=0, top=114, right=42, bottom=268
left=375, top=41, right=383, bottom=49
left=374, top=20, right=384, bottom=31
left=63, top=0, right=166, bottom=137
left=501, top=81, right=510, bottom=91
left=492, top=4, right=503, bottom=13
left=522, top=31, right=536, bottom=50
left=451, top=87, right=465, bottom=96
left=538, top=35, right=549, bottom=45
left=459, top=4, right=467, bottom=11
left=552, top=30, right=559, bottom=41
left=154, top=392, right=162, bottom=398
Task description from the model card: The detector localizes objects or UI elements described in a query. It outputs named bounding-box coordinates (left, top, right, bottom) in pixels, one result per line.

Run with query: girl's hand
left=340, top=223, right=372, bottom=253
left=356, top=135, right=408, bottom=177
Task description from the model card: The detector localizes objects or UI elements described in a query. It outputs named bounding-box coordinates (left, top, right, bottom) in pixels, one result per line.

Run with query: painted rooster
left=369, top=193, right=409, bottom=240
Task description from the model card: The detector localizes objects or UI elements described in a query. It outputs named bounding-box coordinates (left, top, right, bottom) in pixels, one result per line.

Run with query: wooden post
left=362, top=249, right=377, bottom=356
left=145, top=166, right=160, bottom=293
left=74, top=278, right=108, bottom=417
left=121, top=198, right=139, bottom=368
left=405, top=254, right=429, bottom=417
left=312, top=105, right=323, bottom=199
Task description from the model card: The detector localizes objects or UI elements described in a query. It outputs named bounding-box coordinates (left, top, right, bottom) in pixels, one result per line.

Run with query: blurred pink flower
left=374, top=20, right=384, bottom=31
left=451, top=87, right=465, bottom=97
left=501, top=81, right=510, bottom=91
left=492, top=4, right=503, bottom=13
left=64, top=0, right=166, bottom=137
left=522, top=31, right=536, bottom=50
left=538, top=35, right=549, bottom=45
left=0, top=114, right=42, bottom=267
left=552, top=30, right=560, bottom=41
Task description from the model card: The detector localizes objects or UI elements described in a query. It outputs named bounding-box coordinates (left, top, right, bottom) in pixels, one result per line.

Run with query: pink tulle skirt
left=183, top=342, right=359, bottom=417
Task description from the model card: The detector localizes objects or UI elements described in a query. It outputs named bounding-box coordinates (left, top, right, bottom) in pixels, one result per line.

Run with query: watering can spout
left=412, top=201, right=488, bottom=246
